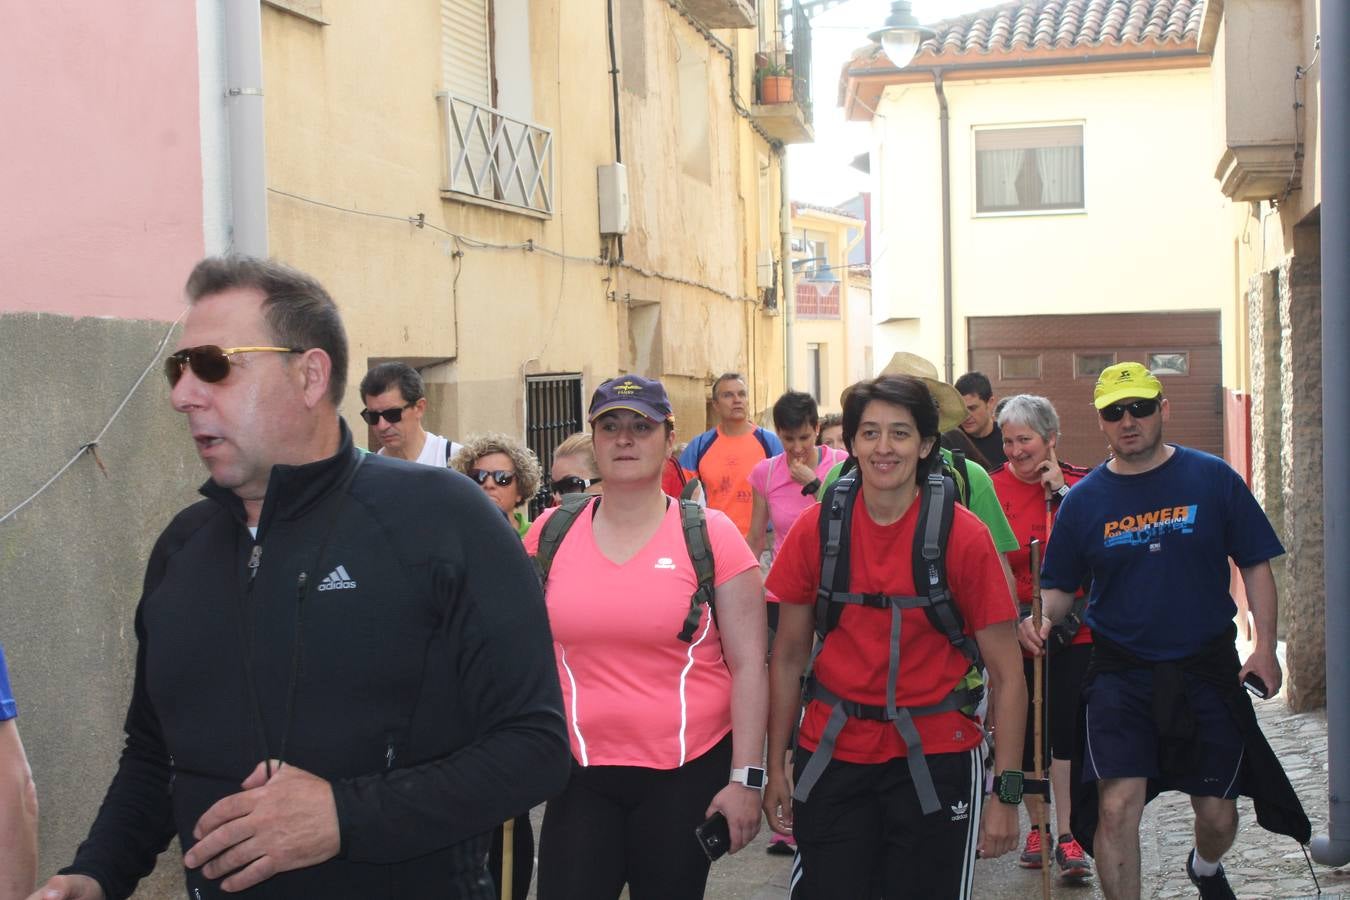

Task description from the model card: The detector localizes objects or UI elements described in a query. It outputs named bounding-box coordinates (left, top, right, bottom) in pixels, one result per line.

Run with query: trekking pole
left=500, top=818, right=514, bottom=900
left=1030, top=537, right=1052, bottom=898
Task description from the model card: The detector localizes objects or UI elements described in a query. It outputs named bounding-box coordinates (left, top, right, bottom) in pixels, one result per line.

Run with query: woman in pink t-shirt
left=525, top=375, right=768, bottom=900
left=746, top=391, right=848, bottom=561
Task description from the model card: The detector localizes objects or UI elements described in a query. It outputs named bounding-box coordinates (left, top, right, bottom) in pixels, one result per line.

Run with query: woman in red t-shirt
left=988, top=393, right=1094, bottom=880
left=763, top=375, right=1026, bottom=899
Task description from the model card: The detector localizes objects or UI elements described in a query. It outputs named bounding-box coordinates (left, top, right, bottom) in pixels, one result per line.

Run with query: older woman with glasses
left=526, top=375, right=767, bottom=900
left=452, top=433, right=542, bottom=539
left=988, top=394, right=1094, bottom=880
left=549, top=432, right=602, bottom=505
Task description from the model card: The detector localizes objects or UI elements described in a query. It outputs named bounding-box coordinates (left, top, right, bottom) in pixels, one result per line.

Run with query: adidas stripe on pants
left=788, top=745, right=984, bottom=899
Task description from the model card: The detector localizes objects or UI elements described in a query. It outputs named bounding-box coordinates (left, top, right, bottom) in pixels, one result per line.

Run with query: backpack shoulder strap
left=690, top=430, right=718, bottom=476
left=815, top=471, right=860, bottom=638
left=680, top=476, right=701, bottom=501
left=912, top=472, right=981, bottom=667
left=534, top=493, right=596, bottom=582
left=676, top=499, right=717, bottom=642
left=948, top=448, right=972, bottom=506
left=754, top=427, right=776, bottom=457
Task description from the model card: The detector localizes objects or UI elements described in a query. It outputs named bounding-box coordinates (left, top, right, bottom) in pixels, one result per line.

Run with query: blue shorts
left=1082, top=669, right=1243, bottom=798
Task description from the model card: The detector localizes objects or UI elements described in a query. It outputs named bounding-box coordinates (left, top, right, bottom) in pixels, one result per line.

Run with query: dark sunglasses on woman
left=1099, top=398, right=1160, bottom=422
left=552, top=475, right=600, bottom=496
left=358, top=404, right=413, bottom=426
left=164, top=345, right=303, bottom=387
left=469, top=469, right=516, bottom=487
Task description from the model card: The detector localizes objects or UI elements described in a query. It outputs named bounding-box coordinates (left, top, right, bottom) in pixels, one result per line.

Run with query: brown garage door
left=968, top=312, right=1222, bottom=468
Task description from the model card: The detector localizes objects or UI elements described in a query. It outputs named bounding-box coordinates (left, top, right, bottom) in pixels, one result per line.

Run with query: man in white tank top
left=358, top=362, right=462, bottom=466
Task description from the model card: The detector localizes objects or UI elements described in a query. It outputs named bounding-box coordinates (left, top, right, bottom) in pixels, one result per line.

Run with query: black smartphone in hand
left=695, top=812, right=731, bottom=861
left=1242, top=672, right=1269, bottom=699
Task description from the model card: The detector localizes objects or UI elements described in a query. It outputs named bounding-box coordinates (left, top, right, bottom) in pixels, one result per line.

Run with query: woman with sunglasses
left=451, top=434, right=542, bottom=539
left=988, top=394, right=1095, bottom=880
left=451, top=433, right=543, bottom=898
left=549, top=432, right=601, bottom=506
left=525, top=375, right=767, bottom=900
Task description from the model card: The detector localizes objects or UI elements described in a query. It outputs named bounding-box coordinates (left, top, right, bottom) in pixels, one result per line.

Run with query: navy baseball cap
left=587, top=375, right=674, bottom=423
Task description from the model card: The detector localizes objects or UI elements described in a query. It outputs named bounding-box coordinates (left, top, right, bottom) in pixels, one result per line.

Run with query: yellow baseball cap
left=1094, top=362, right=1163, bottom=409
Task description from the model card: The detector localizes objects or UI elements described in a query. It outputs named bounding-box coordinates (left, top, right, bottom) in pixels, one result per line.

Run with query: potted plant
left=757, top=62, right=792, bottom=104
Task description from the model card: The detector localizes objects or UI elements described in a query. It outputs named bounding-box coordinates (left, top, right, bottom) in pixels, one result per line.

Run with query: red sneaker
left=1018, top=828, right=1043, bottom=869
left=1056, top=836, right=1093, bottom=881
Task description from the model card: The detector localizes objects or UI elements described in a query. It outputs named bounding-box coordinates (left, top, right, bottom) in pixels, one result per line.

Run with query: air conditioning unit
left=756, top=249, right=775, bottom=289
left=597, top=163, right=630, bottom=235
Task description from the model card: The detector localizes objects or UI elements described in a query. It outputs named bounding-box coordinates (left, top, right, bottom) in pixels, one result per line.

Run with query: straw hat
left=878, top=352, right=968, bottom=432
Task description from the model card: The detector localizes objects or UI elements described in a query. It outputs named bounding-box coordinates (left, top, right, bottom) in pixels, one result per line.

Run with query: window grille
left=525, top=374, right=584, bottom=517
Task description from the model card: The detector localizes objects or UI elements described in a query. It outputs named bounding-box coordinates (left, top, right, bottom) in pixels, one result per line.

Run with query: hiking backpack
left=533, top=492, right=717, bottom=643
left=792, top=466, right=985, bottom=816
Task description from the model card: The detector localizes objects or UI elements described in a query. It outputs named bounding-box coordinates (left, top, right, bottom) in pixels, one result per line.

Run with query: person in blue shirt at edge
left=2, top=641, right=38, bottom=900
left=1023, top=362, right=1308, bottom=900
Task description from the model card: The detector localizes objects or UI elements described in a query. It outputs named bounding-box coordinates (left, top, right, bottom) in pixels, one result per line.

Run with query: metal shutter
left=442, top=0, right=492, bottom=105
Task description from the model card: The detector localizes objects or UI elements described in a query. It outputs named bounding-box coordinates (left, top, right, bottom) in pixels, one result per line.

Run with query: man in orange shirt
left=678, top=373, right=783, bottom=537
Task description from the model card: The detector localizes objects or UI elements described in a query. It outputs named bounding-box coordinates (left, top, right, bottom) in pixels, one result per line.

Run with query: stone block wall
left=1278, top=251, right=1326, bottom=710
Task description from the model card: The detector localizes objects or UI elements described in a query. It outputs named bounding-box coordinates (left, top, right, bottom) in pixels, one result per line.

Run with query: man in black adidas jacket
left=32, top=257, right=569, bottom=900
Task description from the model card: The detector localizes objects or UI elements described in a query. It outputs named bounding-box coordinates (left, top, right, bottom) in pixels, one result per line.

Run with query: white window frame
left=971, top=121, right=1086, bottom=218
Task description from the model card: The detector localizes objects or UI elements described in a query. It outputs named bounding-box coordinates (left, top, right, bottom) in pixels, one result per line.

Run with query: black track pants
left=536, top=734, right=732, bottom=900
left=789, top=745, right=984, bottom=899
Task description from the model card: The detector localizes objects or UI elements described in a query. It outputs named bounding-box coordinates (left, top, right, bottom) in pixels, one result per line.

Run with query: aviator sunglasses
left=469, top=469, right=517, bottom=487
left=164, top=345, right=303, bottom=387
left=1099, top=398, right=1160, bottom=422
left=552, top=475, right=601, bottom=496
left=359, top=404, right=414, bottom=426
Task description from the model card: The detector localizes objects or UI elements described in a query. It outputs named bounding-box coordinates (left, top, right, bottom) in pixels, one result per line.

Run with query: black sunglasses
left=1099, top=398, right=1160, bottom=422
left=164, top=345, right=303, bottom=387
left=359, top=403, right=413, bottom=426
left=552, top=475, right=600, bottom=496
left=469, top=469, right=516, bottom=487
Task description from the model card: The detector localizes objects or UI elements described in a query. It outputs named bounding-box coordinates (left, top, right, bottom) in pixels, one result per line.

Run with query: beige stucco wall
left=263, top=0, right=785, bottom=446
left=870, top=65, right=1238, bottom=385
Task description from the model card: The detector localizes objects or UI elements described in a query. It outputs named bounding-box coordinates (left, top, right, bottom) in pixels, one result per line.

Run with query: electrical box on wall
left=756, top=249, right=775, bottom=289
left=597, top=163, right=630, bottom=235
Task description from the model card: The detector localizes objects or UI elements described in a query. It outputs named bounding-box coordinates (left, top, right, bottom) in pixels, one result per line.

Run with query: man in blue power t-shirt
left=1022, top=362, right=1307, bottom=900
left=1, top=641, right=38, bottom=898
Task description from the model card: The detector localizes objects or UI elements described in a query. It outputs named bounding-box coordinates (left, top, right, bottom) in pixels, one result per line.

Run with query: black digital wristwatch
left=993, top=770, right=1025, bottom=805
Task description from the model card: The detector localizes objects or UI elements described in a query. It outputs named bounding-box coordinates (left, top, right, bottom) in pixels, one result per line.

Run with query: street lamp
left=869, top=1, right=936, bottom=69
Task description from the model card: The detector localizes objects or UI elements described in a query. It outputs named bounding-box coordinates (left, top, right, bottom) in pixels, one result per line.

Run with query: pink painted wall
left=0, top=1, right=204, bottom=321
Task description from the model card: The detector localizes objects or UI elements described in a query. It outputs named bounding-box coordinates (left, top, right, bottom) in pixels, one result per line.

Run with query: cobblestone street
left=539, top=641, right=1349, bottom=899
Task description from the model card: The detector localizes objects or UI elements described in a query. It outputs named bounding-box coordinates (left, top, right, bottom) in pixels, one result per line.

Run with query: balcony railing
left=437, top=92, right=553, bottom=216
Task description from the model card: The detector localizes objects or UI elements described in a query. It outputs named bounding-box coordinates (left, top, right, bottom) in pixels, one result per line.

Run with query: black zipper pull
left=248, top=544, right=263, bottom=581
left=386, top=742, right=396, bottom=770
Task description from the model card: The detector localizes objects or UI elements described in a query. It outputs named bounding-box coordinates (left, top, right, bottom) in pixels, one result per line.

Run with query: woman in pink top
left=746, top=391, right=848, bottom=560
left=745, top=390, right=846, bottom=857
left=524, top=375, right=768, bottom=900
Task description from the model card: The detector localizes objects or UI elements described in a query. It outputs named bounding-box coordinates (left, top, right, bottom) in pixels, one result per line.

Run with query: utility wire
left=0, top=307, right=187, bottom=527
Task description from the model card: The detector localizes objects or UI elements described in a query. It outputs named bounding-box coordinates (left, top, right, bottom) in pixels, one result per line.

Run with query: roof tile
left=909, top=0, right=1202, bottom=61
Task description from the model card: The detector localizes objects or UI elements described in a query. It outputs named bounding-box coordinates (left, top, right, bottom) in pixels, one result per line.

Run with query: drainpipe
left=933, top=69, right=954, bottom=382
left=225, top=0, right=268, bottom=256
left=1311, top=0, right=1350, bottom=868
left=782, top=147, right=794, bottom=393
